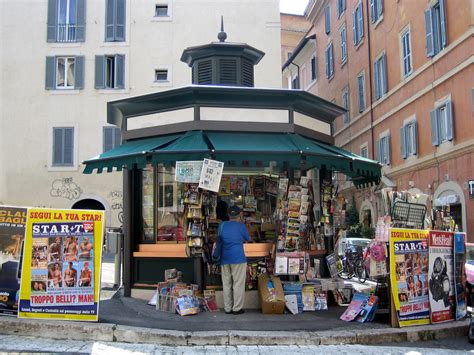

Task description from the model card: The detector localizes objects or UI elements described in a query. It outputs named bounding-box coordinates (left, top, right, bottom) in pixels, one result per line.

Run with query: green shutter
left=95, top=55, right=105, bottom=89
left=47, top=0, right=58, bottom=42
left=45, top=56, right=56, bottom=90
left=74, top=56, right=85, bottom=89
left=75, top=0, right=86, bottom=42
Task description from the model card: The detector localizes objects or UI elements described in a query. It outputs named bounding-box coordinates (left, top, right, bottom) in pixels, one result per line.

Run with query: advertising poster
left=198, top=159, right=224, bottom=193
left=428, top=231, right=455, bottom=323
left=390, top=228, right=430, bottom=327
left=0, top=206, right=27, bottom=315
left=18, top=208, right=104, bottom=321
left=454, top=232, right=467, bottom=320
left=175, top=161, right=203, bottom=183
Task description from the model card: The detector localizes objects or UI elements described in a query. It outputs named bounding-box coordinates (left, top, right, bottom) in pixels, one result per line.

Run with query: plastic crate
left=156, top=294, right=177, bottom=313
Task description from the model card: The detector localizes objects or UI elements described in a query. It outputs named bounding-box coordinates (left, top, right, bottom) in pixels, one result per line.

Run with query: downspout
left=365, top=0, right=375, bottom=160
left=290, top=62, right=301, bottom=89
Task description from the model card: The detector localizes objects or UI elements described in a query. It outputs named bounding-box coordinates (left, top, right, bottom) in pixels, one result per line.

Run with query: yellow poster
left=390, top=228, right=430, bottom=327
left=18, top=208, right=104, bottom=321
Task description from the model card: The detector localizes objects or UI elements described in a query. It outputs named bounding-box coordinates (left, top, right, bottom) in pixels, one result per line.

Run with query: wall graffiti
left=50, top=177, right=83, bottom=200
left=109, top=190, right=124, bottom=225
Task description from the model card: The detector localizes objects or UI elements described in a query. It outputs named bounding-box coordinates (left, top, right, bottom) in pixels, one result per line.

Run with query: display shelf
left=306, top=250, right=326, bottom=256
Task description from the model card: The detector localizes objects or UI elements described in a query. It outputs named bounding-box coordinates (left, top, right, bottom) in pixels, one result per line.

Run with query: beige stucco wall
left=0, top=0, right=281, bottom=227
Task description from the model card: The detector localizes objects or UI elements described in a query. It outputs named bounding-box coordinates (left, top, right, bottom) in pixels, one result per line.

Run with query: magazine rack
left=391, top=201, right=426, bottom=229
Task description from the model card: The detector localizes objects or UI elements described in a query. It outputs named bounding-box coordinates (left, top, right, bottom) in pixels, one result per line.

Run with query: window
left=291, top=75, right=299, bottom=89
left=325, top=6, right=331, bottom=34
left=52, top=127, right=74, bottom=166
left=375, top=134, right=391, bottom=165
left=287, top=52, right=293, bottom=59
left=103, top=127, right=121, bottom=153
left=105, top=0, right=126, bottom=42
left=425, top=0, right=447, bottom=57
left=155, top=4, right=169, bottom=17
left=370, top=0, right=383, bottom=24
left=95, top=55, right=125, bottom=89
left=337, top=0, right=346, bottom=18
left=155, top=69, right=168, bottom=82
left=401, top=28, right=412, bottom=77
left=374, top=53, right=387, bottom=100
left=360, top=145, right=368, bottom=158
left=340, top=26, right=347, bottom=64
left=311, top=56, right=317, bottom=81
left=47, top=0, right=85, bottom=42
left=431, top=100, right=453, bottom=146
left=325, top=43, right=334, bottom=79
left=352, top=2, right=364, bottom=46
left=357, top=72, right=366, bottom=112
left=400, top=120, right=417, bottom=158
left=342, top=87, right=350, bottom=124
left=45, top=56, right=84, bottom=90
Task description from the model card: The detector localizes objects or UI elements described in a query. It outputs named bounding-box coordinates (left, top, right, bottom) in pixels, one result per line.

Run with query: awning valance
left=83, top=131, right=381, bottom=187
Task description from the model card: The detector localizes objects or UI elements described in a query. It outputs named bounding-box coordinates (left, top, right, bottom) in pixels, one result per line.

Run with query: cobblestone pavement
left=0, top=334, right=472, bottom=354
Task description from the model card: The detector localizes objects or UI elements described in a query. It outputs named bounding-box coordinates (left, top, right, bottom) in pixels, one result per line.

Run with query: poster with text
left=390, top=228, right=430, bottom=327
left=175, top=161, right=203, bottom=183
left=0, top=206, right=27, bottom=315
left=198, top=159, right=224, bottom=193
left=454, top=232, right=467, bottom=320
left=428, top=231, right=455, bottom=324
left=18, top=208, right=104, bottom=321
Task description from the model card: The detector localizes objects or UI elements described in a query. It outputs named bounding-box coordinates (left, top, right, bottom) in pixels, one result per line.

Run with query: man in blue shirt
left=216, top=205, right=251, bottom=314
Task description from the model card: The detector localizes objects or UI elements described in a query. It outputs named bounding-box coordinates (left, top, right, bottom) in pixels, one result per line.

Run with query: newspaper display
left=0, top=206, right=27, bottom=315
left=198, top=159, right=224, bottom=192
left=175, top=161, right=203, bottom=183
left=390, top=228, right=430, bottom=327
left=18, top=208, right=104, bottom=321
left=428, top=231, right=455, bottom=324
left=454, top=232, right=467, bottom=320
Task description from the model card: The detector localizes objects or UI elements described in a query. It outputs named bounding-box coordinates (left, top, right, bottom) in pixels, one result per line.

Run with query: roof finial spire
left=217, top=16, right=227, bottom=42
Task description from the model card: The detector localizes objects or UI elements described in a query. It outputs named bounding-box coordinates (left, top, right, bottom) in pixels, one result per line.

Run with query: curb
left=0, top=317, right=469, bottom=346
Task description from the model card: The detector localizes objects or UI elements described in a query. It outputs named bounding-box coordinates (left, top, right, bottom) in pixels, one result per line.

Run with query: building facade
left=283, top=0, right=474, bottom=237
left=0, top=0, right=282, bottom=227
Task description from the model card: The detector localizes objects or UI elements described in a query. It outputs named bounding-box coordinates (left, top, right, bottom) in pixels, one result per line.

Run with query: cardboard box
left=258, top=274, right=285, bottom=314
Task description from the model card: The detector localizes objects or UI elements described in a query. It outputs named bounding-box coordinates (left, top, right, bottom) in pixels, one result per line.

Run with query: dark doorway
left=449, top=203, right=463, bottom=232
left=71, top=199, right=105, bottom=211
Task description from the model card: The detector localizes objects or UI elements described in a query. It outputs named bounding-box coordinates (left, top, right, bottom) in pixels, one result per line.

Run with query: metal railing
left=57, top=24, right=77, bottom=42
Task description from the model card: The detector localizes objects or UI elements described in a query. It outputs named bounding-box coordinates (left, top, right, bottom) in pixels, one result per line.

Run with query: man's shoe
left=232, top=309, right=245, bottom=315
left=225, top=310, right=233, bottom=314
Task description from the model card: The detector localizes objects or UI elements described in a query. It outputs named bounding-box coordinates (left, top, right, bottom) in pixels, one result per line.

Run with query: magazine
left=340, top=292, right=368, bottom=322
left=203, top=290, right=219, bottom=312
left=356, top=295, right=378, bottom=323
left=315, top=292, right=328, bottom=311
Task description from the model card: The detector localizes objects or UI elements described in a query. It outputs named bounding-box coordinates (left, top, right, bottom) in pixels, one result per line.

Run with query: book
left=288, top=257, right=300, bottom=275
left=275, top=255, right=288, bottom=274
left=340, top=293, right=368, bottom=322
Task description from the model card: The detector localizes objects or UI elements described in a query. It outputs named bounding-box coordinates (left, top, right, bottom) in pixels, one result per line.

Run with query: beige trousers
left=221, top=263, right=247, bottom=312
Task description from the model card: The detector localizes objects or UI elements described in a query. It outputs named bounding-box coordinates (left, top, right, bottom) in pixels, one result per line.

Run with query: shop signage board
left=198, top=159, right=224, bottom=193
left=454, top=232, right=467, bottom=320
left=175, top=161, right=203, bottom=183
left=428, top=230, right=455, bottom=323
left=18, top=208, right=104, bottom=321
left=0, top=206, right=27, bottom=315
left=390, top=228, right=430, bottom=327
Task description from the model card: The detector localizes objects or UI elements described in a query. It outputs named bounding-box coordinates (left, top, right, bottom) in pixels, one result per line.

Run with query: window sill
left=354, top=39, right=364, bottom=51
left=101, top=42, right=129, bottom=47
left=151, top=81, right=172, bottom=87
left=47, top=89, right=81, bottom=95
left=341, top=58, right=347, bottom=68
left=327, top=74, right=335, bottom=82
left=48, top=42, right=82, bottom=49
left=48, top=165, right=79, bottom=172
left=151, top=16, right=172, bottom=22
left=97, top=88, right=130, bottom=94
left=373, top=16, right=383, bottom=29
left=401, top=71, right=413, bottom=81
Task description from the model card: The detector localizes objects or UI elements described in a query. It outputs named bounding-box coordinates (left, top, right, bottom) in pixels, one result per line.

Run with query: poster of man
left=47, top=262, right=63, bottom=288
left=30, top=280, right=47, bottom=293
left=78, top=261, right=93, bottom=287
left=63, top=236, right=78, bottom=262
left=48, top=236, right=62, bottom=262
left=31, top=239, right=48, bottom=269
left=78, top=236, right=93, bottom=260
left=63, top=262, right=77, bottom=287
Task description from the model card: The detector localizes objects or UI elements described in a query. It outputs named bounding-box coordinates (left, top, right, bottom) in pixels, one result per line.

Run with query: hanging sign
left=175, top=161, right=203, bottom=183
left=454, top=232, right=467, bottom=320
left=428, top=230, right=455, bottom=324
left=390, top=228, right=430, bottom=327
left=0, top=206, right=27, bottom=315
left=198, top=159, right=224, bottom=193
left=18, top=208, right=104, bottom=322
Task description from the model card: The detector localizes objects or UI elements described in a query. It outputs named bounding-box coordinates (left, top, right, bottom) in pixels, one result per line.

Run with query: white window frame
left=357, top=71, right=366, bottom=113
left=153, top=2, right=172, bottom=22
left=353, top=1, right=364, bottom=47
left=360, top=143, right=368, bottom=158
left=340, top=24, right=347, bottom=65
left=103, top=126, right=121, bottom=153
left=374, top=51, right=387, bottom=100
left=401, top=116, right=417, bottom=159
left=337, top=0, right=346, bottom=18
left=57, top=0, right=77, bottom=42
left=56, top=56, right=75, bottom=90
left=376, top=130, right=391, bottom=166
left=152, top=65, right=172, bottom=87
left=326, top=42, right=334, bottom=80
left=48, top=123, right=79, bottom=171
left=371, top=0, right=384, bottom=25
left=400, top=26, right=413, bottom=78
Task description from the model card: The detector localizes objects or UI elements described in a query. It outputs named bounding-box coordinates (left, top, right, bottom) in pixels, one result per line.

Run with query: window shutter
left=424, top=8, right=434, bottom=57
left=352, top=10, right=357, bottom=44
left=219, top=58, right=238, bottom=85
left=115, top=54, right=125, bottom=89
left=53, top=128, right=63, bottom=165
left=430, top=109, right=440, bottom=146
left=329, top=44, right=334, bottom=76
left=95, top=56, right=105, bottom=89
left=325, top=48, right=329, bottom=78
left=358, top=76, right=365, bottom=112
left=241, top=59, right=254, bottom=87
left=197, top=60, right=212, bottom=85
left=374, top=61, right=380, bottom=100
left=446, top=100, right=454, bottom=141
left=47, top=0, right=58, bottom=42
left=103, top=127, right=113, bottom=152
left=382, top=54, right=388, bottom=95
left=342, top=0, right=346, bottom=13
left=115, top=0, right=126, bottom=41
left=63, top=128, right=74, bottom=165
left=439, top=0, right=447, bottom=48
left=74, top=56, right=85, bottom=89
left=105, top=0, right=116, bottom=41
left=385, top=135, right=391, bottom=165
left=45, top=56, right=56, bottom=90
left=370, top=0, right=375, bottom=23
left=412, top=120, right=418, bottom=155
left=325, top=6, right=330, bottom=34
left=114, top=127, right=121, bottom=147
left=375, top=139, right=381, bottom=163
left=75, top=0, right=86, bottom=42
left=378, top=0, right=383, bottom=18
left=358, top=5, right=364, bottom=38
left=400, top=126, right=407, bottom=159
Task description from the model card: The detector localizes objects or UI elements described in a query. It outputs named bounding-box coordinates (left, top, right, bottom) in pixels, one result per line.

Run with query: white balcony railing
left=57, top=24, right=77, bottom=42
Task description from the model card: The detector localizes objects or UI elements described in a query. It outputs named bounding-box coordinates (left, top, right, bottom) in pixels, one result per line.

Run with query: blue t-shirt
left=216, top=221, right=250, bottom=265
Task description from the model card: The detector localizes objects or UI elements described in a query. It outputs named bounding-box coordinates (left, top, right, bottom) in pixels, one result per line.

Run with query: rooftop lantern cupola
left=180, top=17, right=265, bottom=87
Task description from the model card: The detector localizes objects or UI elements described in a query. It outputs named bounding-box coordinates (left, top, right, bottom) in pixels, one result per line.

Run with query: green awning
left=83, top=130, right=381, bottom=187
left=82, top=134, right=181, bottom=174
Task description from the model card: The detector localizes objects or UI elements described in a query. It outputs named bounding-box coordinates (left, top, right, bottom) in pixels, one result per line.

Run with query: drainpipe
left=290, top=62, right=301, bottom=89
left=365, top=0, right=375, bottom=160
